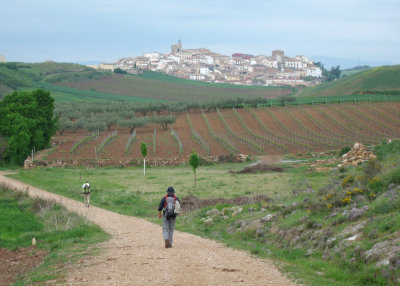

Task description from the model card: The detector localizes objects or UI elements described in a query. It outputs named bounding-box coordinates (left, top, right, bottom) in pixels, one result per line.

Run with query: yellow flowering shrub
left=341, top=195, right=352, bottom=205
left=342, top=175, right=354, bottom=187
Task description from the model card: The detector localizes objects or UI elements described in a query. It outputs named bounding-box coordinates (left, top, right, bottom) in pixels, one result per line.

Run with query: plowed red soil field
left=39, top=102, right=400, bottom=165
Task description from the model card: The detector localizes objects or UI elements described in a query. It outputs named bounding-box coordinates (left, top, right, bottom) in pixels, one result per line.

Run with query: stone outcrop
left=338, top=143, right=376, bottom=167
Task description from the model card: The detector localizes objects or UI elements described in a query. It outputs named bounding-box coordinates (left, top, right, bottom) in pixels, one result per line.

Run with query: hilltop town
left=94, top=41, right=323, bottom=87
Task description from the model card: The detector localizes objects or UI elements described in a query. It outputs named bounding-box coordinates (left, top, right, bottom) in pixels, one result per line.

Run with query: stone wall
left=24, top=156, right=221, bottom=169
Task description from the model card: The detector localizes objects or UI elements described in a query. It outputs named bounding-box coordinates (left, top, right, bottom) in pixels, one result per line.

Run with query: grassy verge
left=0, top=185, right=109, bottom=285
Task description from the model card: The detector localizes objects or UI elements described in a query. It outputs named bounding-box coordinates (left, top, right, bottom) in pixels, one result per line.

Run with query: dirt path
left=0, top=173, right=297, bottom=286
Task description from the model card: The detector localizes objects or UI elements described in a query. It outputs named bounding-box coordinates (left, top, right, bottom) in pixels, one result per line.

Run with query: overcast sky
left=1, top=0, right=399, bottom=66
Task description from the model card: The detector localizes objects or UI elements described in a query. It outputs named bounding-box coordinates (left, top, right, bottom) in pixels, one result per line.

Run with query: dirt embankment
left=0, top=247, right=48, bottom=285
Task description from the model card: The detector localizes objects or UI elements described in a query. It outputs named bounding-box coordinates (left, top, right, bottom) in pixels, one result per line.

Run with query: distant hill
left=310, top=55, right=393, bottom=69
left=340, top=65, right=371, bottom=78
left=299, top=65, right=400, bottom=97
left=0, top=62, right=111, bottom=97
left=0, top=62, right=292, bottom=102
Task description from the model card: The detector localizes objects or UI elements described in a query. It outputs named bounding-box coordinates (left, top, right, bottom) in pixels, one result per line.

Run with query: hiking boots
left=165, top=239, right=169, bottom=248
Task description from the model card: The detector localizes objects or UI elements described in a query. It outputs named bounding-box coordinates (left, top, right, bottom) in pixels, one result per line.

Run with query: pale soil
left=0, top=173, right=297, bottom=286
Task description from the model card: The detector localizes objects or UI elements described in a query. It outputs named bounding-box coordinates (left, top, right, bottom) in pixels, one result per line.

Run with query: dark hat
left=166, top=186, right=175, bottom=193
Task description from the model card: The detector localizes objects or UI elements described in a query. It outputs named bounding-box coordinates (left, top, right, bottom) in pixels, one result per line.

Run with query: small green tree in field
left=141, top=142, right=147, bottom=175
left=189, top=149, right=200, bottom=187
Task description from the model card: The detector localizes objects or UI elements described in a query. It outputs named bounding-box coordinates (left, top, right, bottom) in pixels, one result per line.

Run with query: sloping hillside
left=0, top=62, right=292, bottom=102
left=60, top=73, right=290, bottom=102
left=300, top=65, right=400, bottom=97
left=0, top=62, right=111, bottom=98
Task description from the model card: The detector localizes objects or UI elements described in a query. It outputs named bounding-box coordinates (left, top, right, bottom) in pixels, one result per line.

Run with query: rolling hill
left=2, top=62, right=400, bottom=104
left=0, top=62, right=291, bottom=103
left=299, top=65, right=400, bottom=97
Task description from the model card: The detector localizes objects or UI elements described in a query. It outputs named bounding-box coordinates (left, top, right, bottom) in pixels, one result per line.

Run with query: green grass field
left=300, top=65, right=400, bottom=97
left=134, top=70, right=282, bottom=90
left=60, top=73, right=291, bottom=103
left=7, top=162, right=311, bottom=217
left=33, top=81, right=159, bottom=103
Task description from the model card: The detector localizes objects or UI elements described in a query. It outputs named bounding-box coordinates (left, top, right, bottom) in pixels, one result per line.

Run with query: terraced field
left=38, top=102, right=400, bottom=165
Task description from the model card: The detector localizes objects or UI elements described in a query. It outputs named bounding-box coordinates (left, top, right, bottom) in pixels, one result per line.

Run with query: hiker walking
left=158, top=186, right=181, bottom=248
left=81, top=181, right=91, bottom=208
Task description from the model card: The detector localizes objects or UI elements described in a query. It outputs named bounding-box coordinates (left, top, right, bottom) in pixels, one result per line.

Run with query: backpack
left=164, top=194, right=179, bottom=220
left=83, top=184, right=91, bottom=194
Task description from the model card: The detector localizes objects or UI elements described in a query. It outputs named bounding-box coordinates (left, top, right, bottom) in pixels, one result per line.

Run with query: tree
left=0, top=135, right=7, bottom=163
left=150, top=115, right=176, bottom=130
left=104, top=113, right=119, bottom=131
left=0, top=89, right=57, bottom=165
left=189, top=149, right=200, bottom=187
left=114, top=68, right=127, bottom=74
left=141, top=142, right=147, bottom=175
left=57, top=117, right=73, bottom=136
left=330, top=65, right=341, bottom=79
left=119, top=117, right=147, bottom=134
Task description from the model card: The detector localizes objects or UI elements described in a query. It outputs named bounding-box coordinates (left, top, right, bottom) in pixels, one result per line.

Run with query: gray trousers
left=162, top=214, right=176, bottom=245
left=83, top=193, right=90, bottom=207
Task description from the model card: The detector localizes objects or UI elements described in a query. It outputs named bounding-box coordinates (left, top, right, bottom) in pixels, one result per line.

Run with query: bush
left=384, top=167, right=400, bottom=186
left=339, top=146, right=351, bottom=157
left=368, top=176, right=384, bottom=194
left=375, top=140, right=400, bottom=159
left=371, top=196, right=400, bottom=215
left=277, top=94, right=296, bottom=105
left=342, top=175, right=354, bottom=187
left=363, top=159, right=381, bottom=180
left=114, top=68, right=127, bottom=74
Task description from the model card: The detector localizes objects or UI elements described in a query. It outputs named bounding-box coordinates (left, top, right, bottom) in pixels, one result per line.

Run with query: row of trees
left=55, top=96, right=280, bottom=119
left=55, top=96, right=297, bottom=133
left=58, top=113, right=176, bottom=135
left=0, top=89, right=57, bottom=164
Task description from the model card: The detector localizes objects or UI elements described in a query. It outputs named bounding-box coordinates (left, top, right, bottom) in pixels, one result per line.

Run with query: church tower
left=171, top=40, right=182, bottom=55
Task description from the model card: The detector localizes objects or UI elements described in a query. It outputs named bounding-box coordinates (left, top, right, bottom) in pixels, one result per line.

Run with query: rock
left=342, top=206, right=369, bottom=220
left=329, top=211, right=338, bottom=218
left=248, top=207, right=257, bottom=212
left=346, top=234, right=358, bottom=241
left=306, top=187, right=315, bottom=194
left=206, top=209, right=220, bottom=217
left=204, top=218, right=213, bottom=225
left=261, top=214, right=274, bottom=223
left=313, top=223, right=323, bottom=229
left=326, top=237, right=336, bottom=247
left=389, top=256, right=400, bottom=269
left=388, top=183, right=400, bottom=192
left=365, top=238, right=400, bottom=267
left=339, top=221, right=367, bottom=239
left=306, top=249, right=313, bottom=257
left=368, top=229, right=379, bottom=239
left=278, top=230, right=286, bottom=237
left=256, top=228, right=265, bottom=237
